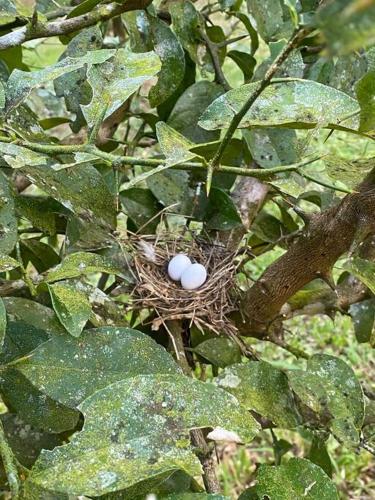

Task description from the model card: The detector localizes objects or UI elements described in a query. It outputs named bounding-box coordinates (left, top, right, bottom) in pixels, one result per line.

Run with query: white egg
left=181, top=263, right=207, bottom=290
left=168, top=254, right=192, bottom=281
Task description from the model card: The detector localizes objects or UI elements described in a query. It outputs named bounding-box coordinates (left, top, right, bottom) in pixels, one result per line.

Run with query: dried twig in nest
left=126, top=234, right=240, bottom=337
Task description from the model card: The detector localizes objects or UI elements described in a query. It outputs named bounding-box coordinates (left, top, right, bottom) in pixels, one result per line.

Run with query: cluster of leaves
left=0, top=0, right=374, bottom=498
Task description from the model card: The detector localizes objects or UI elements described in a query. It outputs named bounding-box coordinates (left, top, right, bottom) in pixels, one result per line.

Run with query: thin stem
left=301, top=172, right=353, bottom=194
left=209, top=26, right=313, bottom=170
left=199, top=28, right=231, bottom=91
left=168, top=321, right=221, bottom=494
left=0, top=420, right=20, bottom=499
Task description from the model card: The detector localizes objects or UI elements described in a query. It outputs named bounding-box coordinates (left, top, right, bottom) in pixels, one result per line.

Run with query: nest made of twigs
left=126, top=233, right=240, bottom=337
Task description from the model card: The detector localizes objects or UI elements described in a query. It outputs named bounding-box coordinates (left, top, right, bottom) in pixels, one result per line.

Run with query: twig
left=199, top=28, right=231, bottom=91
left=168, top=321, right=221, bottom=494
left=0, top=420, right=20, bottom=498
left=1, top=136, right=321, bottom=180
left=208, top=26, right=313, bottom=172
left=0, top=0, right=153, bottom=50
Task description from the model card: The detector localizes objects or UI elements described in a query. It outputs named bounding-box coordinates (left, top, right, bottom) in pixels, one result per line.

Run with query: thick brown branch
left=237, top=171, right=375, bottom=337
left=0, top=1, right=153, bottom=50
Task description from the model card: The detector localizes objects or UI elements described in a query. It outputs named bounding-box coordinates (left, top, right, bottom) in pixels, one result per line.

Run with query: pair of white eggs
left=167, top=254, right=207, bottom=290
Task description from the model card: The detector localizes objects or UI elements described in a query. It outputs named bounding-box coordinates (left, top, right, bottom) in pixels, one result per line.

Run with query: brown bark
left=237, top=170, right=375, bottom=337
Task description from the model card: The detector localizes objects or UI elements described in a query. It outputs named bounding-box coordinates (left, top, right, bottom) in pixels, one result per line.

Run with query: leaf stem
left=0, top=420, right=20, bottom=499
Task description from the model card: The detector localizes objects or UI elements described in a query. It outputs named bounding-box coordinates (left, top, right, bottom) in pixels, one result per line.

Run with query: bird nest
left=125, top=234, right=240, bottom=337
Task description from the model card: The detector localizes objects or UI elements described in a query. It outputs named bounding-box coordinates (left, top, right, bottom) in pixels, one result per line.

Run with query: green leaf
left=167, top=81, right=224, bottom=144
left=162, top=495, right=229, bottom=500
left=4, top=49, right=115, bottom=114
left=243, top=128, right=299, bottom=168
left=3, top=297, right=65, bottom=336
left=255, top=458, right=339, bottom=499
left=48, top=283, right=92, bottom=338
left=317, top=0, right=375, bottom=55
left=343, top=257, right=375, bottom=295
left=27, top=374, right=259, bottom=496
left=0, top=142, right=48, bottom=169
left=0, top=255, right=20, bottom=272
left=204, top=188, right=242, bottom=231
left=20, top=163, right=117, bottom=228
left=45, top=252, right=122, bottom=283
left=120, top=188, right=161, bottom=233
left=247, top=0, right=284, bottom=42
left=356, top=69, right=375, bottom=133
left=193, top=337, right=241, bottom=368
left=215, top=361, right=301, bottom=428
left=0, top=170, right=17, bottom=255
left=14, top=326, right=180, bottom=408
left=349, top=298, right=375, bottom=345
left=170, top=0, right=201, bottom=63
left=287, top=354, right=364, bottom=445
left=82, top=49, right=161, bottom=128
left=0, top=0, right=17, bottom=25
left=0, top=298, right=6, bottom=350
left=156, top=122, right=196, bottom=166
left=0, top=368, right=79, bottom=433
left=20, top=239, right=60, bottom=274
left=147, top=169, right=192, bottom=214
left=1, top=412, right=65, bottom=468
left=16, top=195, right=66, bottom=236
left=227, top=50, right=256, bottom=83
left=198, top=79, right=360, bottom=132
left=308, top=436, right=333, bottom=478
left=323, top=156, right=374, bottom=189
left=54, top=27, right=103, bottom=133
left=66, top=0, right=102, bottom=18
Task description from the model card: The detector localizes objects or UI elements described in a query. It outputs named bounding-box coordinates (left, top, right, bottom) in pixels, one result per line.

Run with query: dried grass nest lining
left=128, top=234, right=239, bottom=336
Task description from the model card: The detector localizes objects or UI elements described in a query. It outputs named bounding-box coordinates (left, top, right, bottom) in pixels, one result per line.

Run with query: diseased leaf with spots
left=14, top=326, right=180, bottom=408
left=26, top=374, right=259, bottom=496
left=323, top=156, right=374, bottom=189
left=343, top=258, right=375, bottom=295
left=356, top=68, right=375, bottom=133
left=255, top=458, right=339, bottom=499
left=156, top=122, right=196, bottom=166
left=349, top=298, right=375, bottom=345
left=48, top=283, right=92, bottom=338
left=4, top=49, right=115, bottom=114
left=45, top=252, right=122, bottom=283
left=20, top=163, right=116, bottom=228
left=287, top=354, right=364, bottom=445
left=193, top=337, right=241, bottom=368
left=82, top=49, right=161, bottom=128
left=3, top=297, right=65, bottom=336
left=0, top=255, right=19, bottom=272
left=123, top=10, right=185, bottom=107
left=243, top=128, right=299, bottom=168
left=54, top=27, right=103, bottom=133
left=162, top=495, right=230, bottom=499
left=0, top=170, right=17, bottom=255
left=170, top=0, right=201, bottom=63
left=247, top=0, right=286, bottom=42
left=198, top=79, right=360, bottom=132
left=0, top=142, right=48, bottom=169
left=215, top=361, right=301, bottom=428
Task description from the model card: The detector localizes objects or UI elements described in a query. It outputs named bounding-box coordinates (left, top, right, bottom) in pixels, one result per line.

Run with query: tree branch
left=0, top=0, right=153, bottom=50
left=168, top=321, right=221, bottom=494
left=236, top=170, right=375, bottom=337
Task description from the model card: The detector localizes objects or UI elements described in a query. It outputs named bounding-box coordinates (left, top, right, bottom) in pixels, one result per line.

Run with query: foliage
left=0, top=1, right=374, bottom=499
